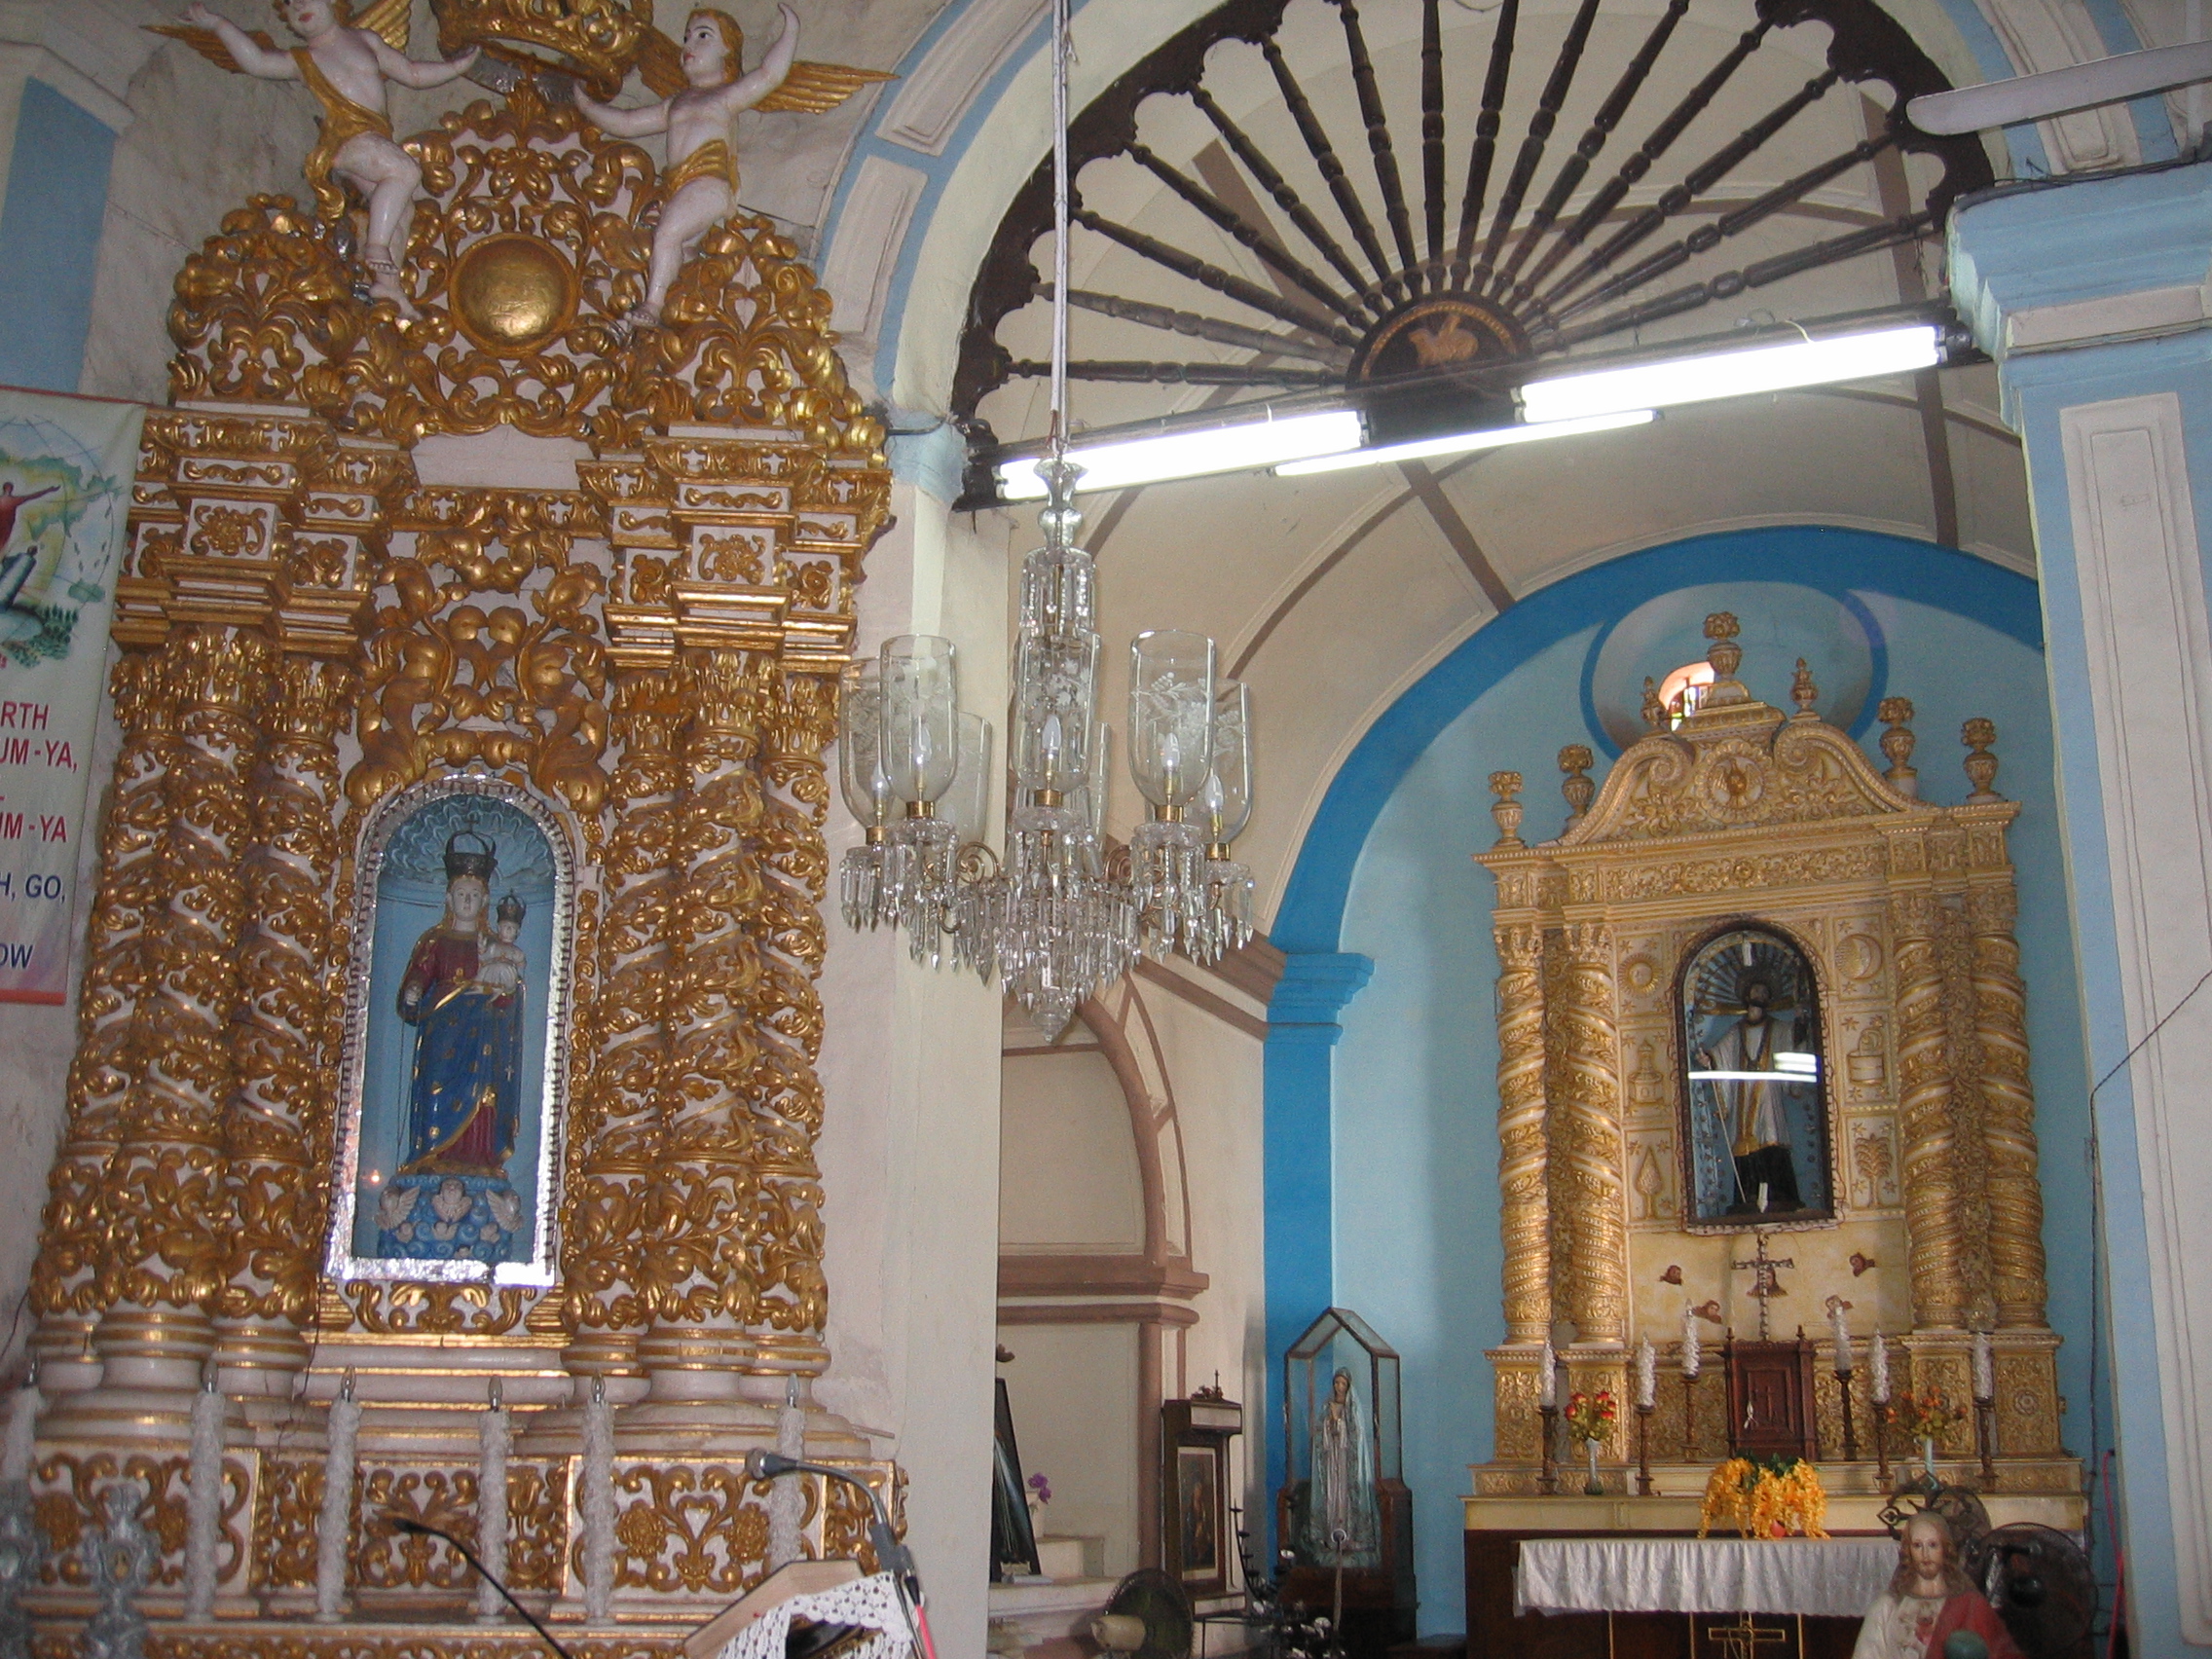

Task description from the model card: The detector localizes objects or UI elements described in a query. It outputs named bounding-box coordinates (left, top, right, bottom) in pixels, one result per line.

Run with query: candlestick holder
left=1537, top=1403, right=1560, bottom=1495
left=1974, top=1393, right=1999, bottom=1491
left=1679, top=1372, right=1699, bottom=1460
left=1836, top=1369, right=1859, bottom=1462
left=1636, top=1401, right=1654, bottom=1496
left=1871, top=1395, right=1890, bottom=1486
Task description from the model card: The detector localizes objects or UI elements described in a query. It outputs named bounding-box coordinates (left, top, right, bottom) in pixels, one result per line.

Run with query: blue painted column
left=1263, top=950, right=1374, bottom=1527
left=1951, top=161, right=2212, bottom=1654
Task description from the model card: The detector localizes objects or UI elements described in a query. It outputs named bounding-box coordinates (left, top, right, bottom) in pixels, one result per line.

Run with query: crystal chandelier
left=835, top=0, right=1254, bottom=1034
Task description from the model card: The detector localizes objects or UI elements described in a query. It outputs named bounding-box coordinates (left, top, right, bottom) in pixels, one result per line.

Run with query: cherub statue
left=161, top=2, right=480, bottom=312
left=577, top=8, right=891, bottom=327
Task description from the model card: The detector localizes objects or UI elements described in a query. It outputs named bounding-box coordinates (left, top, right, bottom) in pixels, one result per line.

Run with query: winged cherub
left=577, top=8, right=891, bottom=327
left=169, top=1, right=479, bottom=311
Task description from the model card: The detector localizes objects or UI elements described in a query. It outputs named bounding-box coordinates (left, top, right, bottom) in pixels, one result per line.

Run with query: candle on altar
left=1680, top=1306, right=1701, bottom=1380
left=1870, top=1331, right=1891, bottom=1404
left=1829, top=1301, right=1854, bottom=1376
left=1635, top=1335, right=1656, bottom=1409
left=1973, top=1329, right=1994, bottom=1400
left=1538, top=1337, right=1556, bottom=1407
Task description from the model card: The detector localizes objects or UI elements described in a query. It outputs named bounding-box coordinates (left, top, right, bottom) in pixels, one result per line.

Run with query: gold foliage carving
left=357, top=1462, right=568, bottom=1592
left=168, top=199, right=362, bottom=409
left=35, top=1452, right=249, bottom=1589
left=342, top=1281, right=534, bottom=1336
left=609, top=1464, right=771, bottom=1595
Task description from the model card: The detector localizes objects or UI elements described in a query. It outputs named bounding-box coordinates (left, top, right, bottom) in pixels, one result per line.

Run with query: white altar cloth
left=1515, top=1537, right=1898, bottom=1619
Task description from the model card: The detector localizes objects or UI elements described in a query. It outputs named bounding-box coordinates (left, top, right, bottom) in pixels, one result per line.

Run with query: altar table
left=1515, top=1537, right=1899, bottom=1619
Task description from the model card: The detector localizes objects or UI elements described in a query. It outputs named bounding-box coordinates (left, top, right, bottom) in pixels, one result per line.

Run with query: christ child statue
left=178, top=0, right=479, bottom=311
left=474, top=894, right=527, bottom=995
left=575, top=6, right=802, bottom=327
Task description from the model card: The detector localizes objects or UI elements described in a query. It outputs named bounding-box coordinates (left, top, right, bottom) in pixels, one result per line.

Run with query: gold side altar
left=19, top=15, right=899, bottom=1643
left=1465, top=616, right=2080, bottom=1522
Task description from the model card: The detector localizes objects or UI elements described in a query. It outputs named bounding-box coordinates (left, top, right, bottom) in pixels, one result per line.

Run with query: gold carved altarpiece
left=21, top=28, right=898, bottom=1647
left=1472, top=617, right=2074, bottom=1507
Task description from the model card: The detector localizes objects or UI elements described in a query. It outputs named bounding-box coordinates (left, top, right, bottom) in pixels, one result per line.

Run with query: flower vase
left=1919, top=1436, right=1937, bottom=1484
left=1583, top=1440, right=1603, bottom=1496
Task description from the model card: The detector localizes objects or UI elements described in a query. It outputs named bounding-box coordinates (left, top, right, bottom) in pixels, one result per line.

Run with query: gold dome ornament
left=450, top=234, right=579, bottom=355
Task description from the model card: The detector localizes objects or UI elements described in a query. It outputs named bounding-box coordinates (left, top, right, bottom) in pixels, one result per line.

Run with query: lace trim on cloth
left=715, top=1570, right=914, bottom=1659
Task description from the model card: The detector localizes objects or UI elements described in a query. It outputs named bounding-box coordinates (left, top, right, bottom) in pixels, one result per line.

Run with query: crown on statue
left=432, top=0, right=658, bottom=99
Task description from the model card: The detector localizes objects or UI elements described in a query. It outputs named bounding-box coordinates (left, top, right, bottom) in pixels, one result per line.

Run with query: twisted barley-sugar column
left=563, top=667, right=688, bottom=1374
left=1892, top=887, right=1969, bottom=1329
left=29, top=649, right=183, bottom=1381
left=1968, top=882, right=2047, bottom=1329
left=1494, top=921, right=1553, bottom=1345
left=215, top=656, right=350, bottom=1387
left=93, top=626, right=273, bottom=1393
left=1557, top=922, right=1627, bottom=1346
left=638, top=647, right=772, bottom=1395
left=738, top=672, right=838, bottom=1366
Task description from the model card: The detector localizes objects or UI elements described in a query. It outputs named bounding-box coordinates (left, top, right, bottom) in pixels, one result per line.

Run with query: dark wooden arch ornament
left=951, top=0, right=1992, bottom=489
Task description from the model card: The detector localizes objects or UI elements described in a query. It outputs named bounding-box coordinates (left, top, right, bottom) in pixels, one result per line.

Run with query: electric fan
left=1090, top=1567, right=1196, bottom=1659
left=1964, top=1524, right=2097, bottom=1659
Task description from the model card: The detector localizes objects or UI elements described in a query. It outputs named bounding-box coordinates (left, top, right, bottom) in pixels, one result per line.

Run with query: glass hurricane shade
left=950, top=712, right=993, bottom=847
left=880, top=635, right=960, bottom=805
left=838, top=659, right=894, bottom=828
left=1014, top=630, right=1098, bottom=797
left=1128, top=630, right=1216, bottom=809
left=1200, top=680, right=1252, bottom=845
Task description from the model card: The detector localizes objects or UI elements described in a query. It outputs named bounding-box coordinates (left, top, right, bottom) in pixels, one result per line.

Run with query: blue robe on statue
left=397, top=928, right=522, bottom=1175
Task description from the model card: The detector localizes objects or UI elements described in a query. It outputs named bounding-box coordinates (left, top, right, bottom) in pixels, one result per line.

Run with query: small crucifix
left=1732, top=1230, right=1792, bottom=1342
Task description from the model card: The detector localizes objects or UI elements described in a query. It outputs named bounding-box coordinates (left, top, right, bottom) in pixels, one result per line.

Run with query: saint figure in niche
left=396, top=833, right=524, bottom=1177
left=1304, top=1368, right=1378, bottom=1566
left=1679, top=929, right=1832, bottom=1224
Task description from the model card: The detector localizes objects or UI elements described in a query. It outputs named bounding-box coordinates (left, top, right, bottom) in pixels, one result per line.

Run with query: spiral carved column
left=741, top=674, right=836, bottom=1368
left=634, top=648, right=773, bottom=1415
left=1553, top=922, right=1626, bottom=1346
left=1969, top=883, right=2047, bottom=1329
left=28, top=650, right=184, bottom=1389
left=215, top=656, right=350, bottom=1389
left=564, top=667, right=688, bottom=1382
left=70, top=627, right=272, bottom=1429
left=1893, top=889, right=1969, bottom=1330
left=1494, top=922, right=1553, bottom=1344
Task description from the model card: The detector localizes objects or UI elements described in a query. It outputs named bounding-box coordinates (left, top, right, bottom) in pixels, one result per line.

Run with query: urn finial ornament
left=1962, top=718, right=2002, bottom=802
left=1878, top=697, right=1918, bottom=797
left=1489, top=771, right=1525, bottom=847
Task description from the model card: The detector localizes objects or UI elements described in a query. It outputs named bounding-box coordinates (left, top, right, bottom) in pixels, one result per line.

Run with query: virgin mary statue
left=396, top=830, right=524, bottom=1175
left=1303, top=1368, right=1379, bottom=1566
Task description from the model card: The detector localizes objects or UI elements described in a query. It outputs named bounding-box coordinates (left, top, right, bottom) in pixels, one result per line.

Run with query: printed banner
left=0, top=388, right=145, bottom=1004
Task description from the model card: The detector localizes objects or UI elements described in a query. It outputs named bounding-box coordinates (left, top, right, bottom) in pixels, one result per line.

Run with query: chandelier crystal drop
left=832, top=0, right=1255, bottom=1034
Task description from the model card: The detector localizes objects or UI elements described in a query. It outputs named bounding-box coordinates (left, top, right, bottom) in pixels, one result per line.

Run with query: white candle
left=1680, top=1306, right=1702, bottom=1380
left=1828, top=1302, right=1854, bottom=1376
left=1635, top=1335, right=1656, bottom=1409
left=1973, top=1330, right=1994, bottom=1400
left=1870, top=1332, right=1891, bottom=1405
left=1, top=1378, right=40, bottom=1483
left=476, top=1382, right=510, bottom=1624
left=1756, top=1182, right=1770, bottom=1213
left=1538, top=1338, right=1556, bottom=1407
left=581, top=1377, right=614, bottom=1624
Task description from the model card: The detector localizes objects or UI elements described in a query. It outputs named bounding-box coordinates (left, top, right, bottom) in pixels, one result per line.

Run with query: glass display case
left=1277, top=1309, right=1415, bottom=1654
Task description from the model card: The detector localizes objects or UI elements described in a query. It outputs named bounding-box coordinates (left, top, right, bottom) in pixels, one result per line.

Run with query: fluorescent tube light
left=997, top=409, right=1362, bottom=499
left=1274, top=408, right=1655, bottom=475
left=1519, top=324, right=1941, bottom=424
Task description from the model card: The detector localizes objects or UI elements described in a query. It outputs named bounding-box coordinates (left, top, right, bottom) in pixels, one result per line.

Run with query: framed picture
left=327, top=775, right=576, bottom=1287
left=1161, top=1393, right=1241, bottom=1595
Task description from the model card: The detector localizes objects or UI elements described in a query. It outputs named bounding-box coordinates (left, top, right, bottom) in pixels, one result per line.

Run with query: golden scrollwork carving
left=1892, top=890, right=1968, bottom=1331
left=609, top=1463, right=771, bottom=1595
left=348, top=490, right=611, bottom=818
left=1550, top=924, right=1626, bottom=1346
left=167, top=199, right=364, bottom=411
left=34, top=1451, right=248, bottom=1588
left=341, top=1281, right=534, bottom=1337
left=357, top=1462, right=568, bottom=1592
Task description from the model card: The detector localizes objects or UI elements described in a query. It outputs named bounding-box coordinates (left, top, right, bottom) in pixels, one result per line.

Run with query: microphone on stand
left=744, top=1449, right=939, bottom=1659
left=387, top=1515, right=576, bottom=1659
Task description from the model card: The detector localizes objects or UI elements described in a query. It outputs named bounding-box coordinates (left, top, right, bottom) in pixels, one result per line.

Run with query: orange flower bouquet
left=1564, top=1390, right=1617, bottom=1494
left=1697, top=1456, right=1830, bottom=1539
left=1886, top=1385, right=1968, bottom=1481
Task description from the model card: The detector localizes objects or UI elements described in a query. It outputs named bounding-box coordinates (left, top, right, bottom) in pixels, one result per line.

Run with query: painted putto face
left=682, top=10, right=743, bottom=84
left=276, top=0, right=345, bottom=33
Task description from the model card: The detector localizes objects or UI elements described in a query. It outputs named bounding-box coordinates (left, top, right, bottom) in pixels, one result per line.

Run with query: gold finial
left=1878, top=697, right=1918, bottom=797
left=1641, top=676, right=1665, bottom=731
left=1489, top=770, right=1525, bottom=848
left=1559, top=745, right=1595, bottom=830
left=1693, top=611, right=1748, bottom=710
left=1790, top=658, right=1819, bottom=719
left=1963, top=719, right=2002, bottom=802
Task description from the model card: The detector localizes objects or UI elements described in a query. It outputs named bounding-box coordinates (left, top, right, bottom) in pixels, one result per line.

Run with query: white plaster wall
left=816, top=483, right=1009, bottom=1658
left=1000, top=1043, right=1146, bottom=1252
left=998, top=1321, right=1142, bottom=1577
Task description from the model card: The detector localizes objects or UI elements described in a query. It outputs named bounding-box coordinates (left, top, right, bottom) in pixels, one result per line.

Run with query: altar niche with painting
left=1677, top=926, right=1835, bottom=1229
left=329, top=779, right=573, bottom=1286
